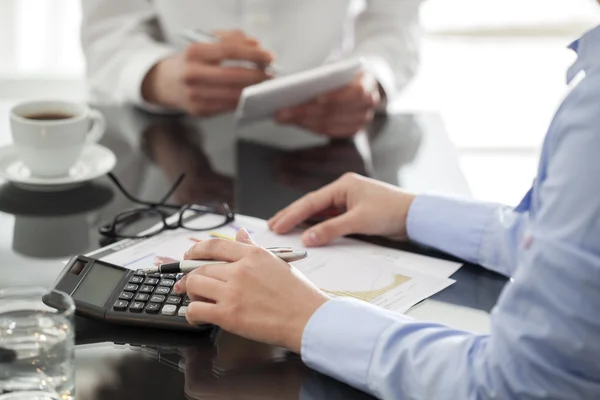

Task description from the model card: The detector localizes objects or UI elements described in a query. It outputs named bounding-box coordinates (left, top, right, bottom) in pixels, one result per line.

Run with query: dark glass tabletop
left=0, top=104, right=508, bottom=400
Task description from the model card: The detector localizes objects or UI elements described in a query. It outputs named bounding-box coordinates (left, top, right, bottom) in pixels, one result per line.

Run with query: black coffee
left=23, top=112, right=75, bottom=121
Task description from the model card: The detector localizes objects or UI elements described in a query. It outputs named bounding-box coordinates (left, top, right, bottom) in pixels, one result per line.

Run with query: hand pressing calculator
left=48, top=255, right=210, bottom=332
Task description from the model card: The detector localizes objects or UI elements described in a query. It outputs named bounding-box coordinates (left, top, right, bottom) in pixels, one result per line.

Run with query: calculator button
left=139, top=285, right=154, bottom=293
left=119, top=292, right=134, bottom=300
left=129, top=302, right=145, bottom=312
left=145, top=303, right=160, bottom=314
left=129, top=276, right=144, bottom=284
left=150, top=295, right=166, bottom=303
left=159, top=279, right=175, bottom=287
left=162, top=273, right=178, bottom=279
left=134, top=293, right=148, bottom=301
left=178, top=306, right=188, bottom=317
left=183, top=296, right=191, bottom=306
left=113, top=300, right=129, bottom=311
left=134, top=270, right=146, bottom=276
left=166, top=296, right=182, bottom=305
left=155, top=286, right=170, bottom=295
left=144, top=277, right=159, bottom=285
left=124, top=284, right=139, bottom=292
left=148, top=273, right=161, bottom=278
left=161, top=305, right=177, bottom=316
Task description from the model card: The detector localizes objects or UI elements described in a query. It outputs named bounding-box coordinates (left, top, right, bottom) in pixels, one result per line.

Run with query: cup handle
left=86, top=109, right=106, bottom=144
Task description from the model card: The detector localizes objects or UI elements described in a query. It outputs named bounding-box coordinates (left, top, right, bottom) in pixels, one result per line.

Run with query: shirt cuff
left=406, top=194, right=499, bottom=265
left=118, top=45, right=178, bottom=111
left=301, top=298, right=406, bottom=394
left=361, top=56, right=396, bottom=108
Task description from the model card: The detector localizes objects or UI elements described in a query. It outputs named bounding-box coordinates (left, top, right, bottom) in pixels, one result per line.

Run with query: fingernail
left=304, top=231, right=318, bottom=245
left=239, top=228, right=249, bottom=240
left=183, top=251, right=189, bottom=260
left=173, top=282, right=181, bottom=293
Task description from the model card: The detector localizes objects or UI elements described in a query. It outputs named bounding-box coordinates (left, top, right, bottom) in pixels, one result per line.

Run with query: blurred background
left=0, top=0, right=599, bottom=205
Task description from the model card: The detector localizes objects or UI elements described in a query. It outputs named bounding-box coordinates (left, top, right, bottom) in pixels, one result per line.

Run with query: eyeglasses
left=99, top=173, right=235, bottom=240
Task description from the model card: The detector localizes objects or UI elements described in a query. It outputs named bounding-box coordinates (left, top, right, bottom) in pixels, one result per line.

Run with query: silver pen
left=179, top=28, right=283, bottom=76
left=140, top=247, right=307, bottom=274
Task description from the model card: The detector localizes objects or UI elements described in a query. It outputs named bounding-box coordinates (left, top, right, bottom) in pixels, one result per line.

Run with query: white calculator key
left=161, top=305, right=177, bottom=316
left=178, top=306, right=188, bottom=317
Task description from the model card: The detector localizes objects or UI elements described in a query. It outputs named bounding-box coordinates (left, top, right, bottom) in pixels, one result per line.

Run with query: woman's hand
left=269, top=173, right=416, bottom=247
left=174, top=229, right=330, bottom=353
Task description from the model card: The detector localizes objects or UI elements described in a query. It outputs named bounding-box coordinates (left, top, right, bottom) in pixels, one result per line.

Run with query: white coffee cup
left=10, top=100, right=106, bottom=177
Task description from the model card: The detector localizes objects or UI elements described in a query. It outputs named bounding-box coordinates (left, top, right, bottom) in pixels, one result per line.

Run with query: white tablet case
left=235, top=58, right=363, bottom=123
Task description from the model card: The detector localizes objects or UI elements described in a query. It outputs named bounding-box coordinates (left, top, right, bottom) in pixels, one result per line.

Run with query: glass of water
left=0, top=288, right=75, bottom=400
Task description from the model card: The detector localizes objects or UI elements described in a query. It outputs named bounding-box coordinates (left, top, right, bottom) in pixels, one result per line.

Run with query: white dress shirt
left=80, top=0, right=422, bottom=107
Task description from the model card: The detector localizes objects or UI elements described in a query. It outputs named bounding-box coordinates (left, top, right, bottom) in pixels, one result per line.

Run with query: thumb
left=301, top=212, right=360, bottom=247
left=235, top=228, right=257, bottom=246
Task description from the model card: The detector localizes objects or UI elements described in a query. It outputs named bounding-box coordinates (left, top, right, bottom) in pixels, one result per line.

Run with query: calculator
left=48, top=255, right=210, bottom=332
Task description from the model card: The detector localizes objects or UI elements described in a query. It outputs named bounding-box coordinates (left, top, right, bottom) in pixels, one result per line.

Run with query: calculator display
left=72, top=263, right=126, bottom=307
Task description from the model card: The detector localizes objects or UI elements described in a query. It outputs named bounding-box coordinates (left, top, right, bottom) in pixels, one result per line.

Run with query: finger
left=183, top=64, right=270, bottom=86
left=213, top=29, right=259, bottom=46
left=185, top=42, right=274, bottom=65
left=275, top=103, right=313, bottom=123
left=186, top=99, right=239, bottom=117
left=185, top=301, right=220, bottom=325
left=235, top=228, right=257, bottom=246
left=301, top=211, right=363, bottom=247
left=179, top=274, right=226, bottom=301
left=188, top=85, right=243, bottom=102
left=174, top=263, right=232, bottom=295
left=319, top=82, right=365, bottom=105
left=269, top=182, right=346, bottom=234
left=324, top=109, right=373, bottom=125
left=185, top=238, right=249, bottom=263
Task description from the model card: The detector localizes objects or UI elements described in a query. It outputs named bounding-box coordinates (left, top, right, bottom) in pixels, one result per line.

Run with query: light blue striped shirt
left=301, top=25, right=600, bottom=399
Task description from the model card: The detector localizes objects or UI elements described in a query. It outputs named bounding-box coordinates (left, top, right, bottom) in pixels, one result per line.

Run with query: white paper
left=90, top=214, right=459, bottom=314
left=235, top=58, right=362, bottom=123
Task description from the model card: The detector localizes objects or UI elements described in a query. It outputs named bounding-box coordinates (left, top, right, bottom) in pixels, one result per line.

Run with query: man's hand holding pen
left=142, top=30, right=275, bottom=116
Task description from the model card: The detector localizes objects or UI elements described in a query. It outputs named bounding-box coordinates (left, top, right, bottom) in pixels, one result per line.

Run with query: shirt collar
left=567, top=24, right=600, bottom=84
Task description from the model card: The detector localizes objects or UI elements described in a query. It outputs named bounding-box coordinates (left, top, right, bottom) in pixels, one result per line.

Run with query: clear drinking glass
left=0, top=288, right=75, bottom=400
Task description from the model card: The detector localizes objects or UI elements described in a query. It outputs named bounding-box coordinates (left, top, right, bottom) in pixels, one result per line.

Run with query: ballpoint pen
left=139, top=247, right=307, bottom=274
left=179, top=28, right=283, bottom=76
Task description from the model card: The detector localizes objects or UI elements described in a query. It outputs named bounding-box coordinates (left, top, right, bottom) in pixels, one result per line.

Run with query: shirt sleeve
left=353, top=0, right=423, bottom=103
left=301, top=72, right=600, bottom=400
left=406, top=194, right=530, bottom=277
left=80, top=0, right=177, bottom=106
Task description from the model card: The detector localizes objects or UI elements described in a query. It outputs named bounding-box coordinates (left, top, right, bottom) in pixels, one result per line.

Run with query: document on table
left=88, top=214, right=461, bottom=314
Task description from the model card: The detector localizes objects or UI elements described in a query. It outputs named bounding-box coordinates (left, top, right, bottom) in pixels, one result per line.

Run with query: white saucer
left=0, top=144, right=117, bottom=191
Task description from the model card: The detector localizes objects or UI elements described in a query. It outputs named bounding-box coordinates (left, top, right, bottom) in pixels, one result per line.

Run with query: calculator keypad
left=112, top=272, right=190, bottom=319
left=154, top=287, right=170, bottom=295
left=145, top=303, right=160, bottom=314
left=159, top=279, right=175, bottom=287
left=161, top=305, right=177, bottom=316
left=150, top=295, right=166, bottom=303
left=114, top=300, right=128, bottom=311
left=144, top=277, right=159, bottom=285
left=139, top=285, right=154, bottom=293
left=119, top=292, right=134, bottom=300
left=130, top=301, right=145, bottom=312
left=135, top=293, right=149, bottom=301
